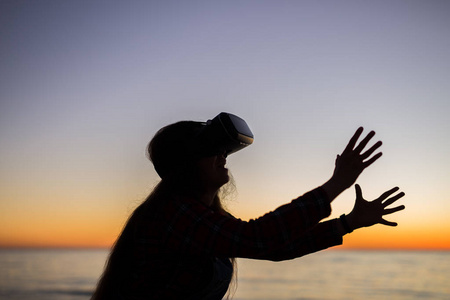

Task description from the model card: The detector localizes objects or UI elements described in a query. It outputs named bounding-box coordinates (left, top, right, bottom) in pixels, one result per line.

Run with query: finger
left=354, top=131, right=375, bottom=154
left=362, top=152, right=382, bottom=169
left=383, top=205, right=405, bottom=215
left=355, top=184, right=363, bottom=199
left=343, top=127, right=364, bottom=153
left=379, top=218, right=398, bottom=226
left=360, top=141, right=382, bottom=160
left=383, top=192, right=405, bottom=207
left=335, top=155, right=340, bottom=166
left=377, top=187, right=400, bottom=202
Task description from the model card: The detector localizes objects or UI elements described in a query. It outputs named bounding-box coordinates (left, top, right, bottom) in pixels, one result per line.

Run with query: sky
left=0, top=0, right=449, bottom=250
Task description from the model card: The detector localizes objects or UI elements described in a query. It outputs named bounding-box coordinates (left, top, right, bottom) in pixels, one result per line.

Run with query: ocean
left=0, top=249, right=448, bottom=300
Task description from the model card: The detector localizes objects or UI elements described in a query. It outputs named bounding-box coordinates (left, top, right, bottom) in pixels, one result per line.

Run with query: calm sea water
left=0, top=249, right=449, bottom=300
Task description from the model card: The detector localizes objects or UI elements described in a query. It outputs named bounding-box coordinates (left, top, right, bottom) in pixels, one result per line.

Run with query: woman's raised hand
left=332, top=127, right=383, bottom=190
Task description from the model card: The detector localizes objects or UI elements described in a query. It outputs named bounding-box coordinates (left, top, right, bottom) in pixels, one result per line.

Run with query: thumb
left=355, top=184, right=363, bottom=199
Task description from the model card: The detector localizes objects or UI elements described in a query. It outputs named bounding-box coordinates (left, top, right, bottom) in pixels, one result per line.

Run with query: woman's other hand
left=347, top=184, right=406, bottom=230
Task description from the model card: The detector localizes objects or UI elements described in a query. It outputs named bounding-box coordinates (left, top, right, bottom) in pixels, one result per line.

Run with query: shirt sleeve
left=159, top=187, right=340, bottom=260
left=251, top=219, right=343, bottom=261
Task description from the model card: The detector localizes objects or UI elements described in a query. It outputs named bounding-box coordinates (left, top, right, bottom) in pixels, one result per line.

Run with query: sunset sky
left=1, top=0, right=449, bottom=250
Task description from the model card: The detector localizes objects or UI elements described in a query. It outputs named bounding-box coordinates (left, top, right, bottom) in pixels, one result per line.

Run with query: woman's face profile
left=196, top=152, right=230, bottom=190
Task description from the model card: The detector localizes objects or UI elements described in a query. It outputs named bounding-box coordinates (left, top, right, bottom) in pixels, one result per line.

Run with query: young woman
left=91, top=113, right=405, bottom=299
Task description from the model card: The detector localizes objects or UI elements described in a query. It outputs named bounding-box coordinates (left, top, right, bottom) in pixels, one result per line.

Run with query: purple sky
left=1, top=0, right=449, bottom=247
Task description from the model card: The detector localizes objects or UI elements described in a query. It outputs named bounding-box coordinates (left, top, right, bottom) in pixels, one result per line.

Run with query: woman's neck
left=198, top=189, right=218, bottom=207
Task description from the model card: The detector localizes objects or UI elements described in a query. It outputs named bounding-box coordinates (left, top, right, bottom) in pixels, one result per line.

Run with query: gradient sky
left=1, top=0, right=449, bottom=249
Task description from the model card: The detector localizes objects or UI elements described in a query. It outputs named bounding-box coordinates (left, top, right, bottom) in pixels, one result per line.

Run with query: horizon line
left=1, top=246, right=449, bottom=252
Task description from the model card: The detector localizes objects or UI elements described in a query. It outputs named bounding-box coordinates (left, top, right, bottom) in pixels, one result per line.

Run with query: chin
left=217, top=172, right=230, bottom=187
left=217, top=176, right=229, bottom=187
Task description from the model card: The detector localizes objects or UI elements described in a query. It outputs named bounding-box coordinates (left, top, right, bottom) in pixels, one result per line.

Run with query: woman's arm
left=249, top=219, right=343, bottom=261
left=254, top=185, right=406, bottom=261
left=160, top=187, right=333, bottom=259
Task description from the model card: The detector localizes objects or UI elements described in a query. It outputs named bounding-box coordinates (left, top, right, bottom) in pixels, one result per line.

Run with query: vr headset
left=196, top=112, right=254, bottom=157
left=150, top=112, right=253, bottom=178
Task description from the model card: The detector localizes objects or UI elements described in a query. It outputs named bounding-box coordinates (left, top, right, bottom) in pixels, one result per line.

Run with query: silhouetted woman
left=91, top=113, right=405, bottom=299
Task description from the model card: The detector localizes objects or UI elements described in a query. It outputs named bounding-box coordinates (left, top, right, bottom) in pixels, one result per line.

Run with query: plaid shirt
left=124, top=187, right=343, bottom=299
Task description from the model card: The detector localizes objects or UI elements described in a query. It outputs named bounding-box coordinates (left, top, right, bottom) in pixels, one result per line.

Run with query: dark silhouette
left=91, top=113, right=405, bottom=299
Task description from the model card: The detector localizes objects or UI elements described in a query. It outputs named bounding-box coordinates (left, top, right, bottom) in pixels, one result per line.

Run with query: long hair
left=91, top=121, right=237, bottom=299
left=90, top=180, right=164, bottom=300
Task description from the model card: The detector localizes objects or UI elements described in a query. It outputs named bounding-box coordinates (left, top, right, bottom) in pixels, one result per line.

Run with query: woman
left=92, top=113, right=405, bottom=299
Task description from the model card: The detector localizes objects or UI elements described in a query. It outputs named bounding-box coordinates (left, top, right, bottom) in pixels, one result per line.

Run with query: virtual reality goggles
left=149, top=112, right=253, bottom=179
left=195, top=112, right=254, bottom=157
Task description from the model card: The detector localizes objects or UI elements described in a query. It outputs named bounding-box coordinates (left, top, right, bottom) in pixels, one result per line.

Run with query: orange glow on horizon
left=1, top=193, right=448, bottom=250
left=1, top=222, right=449, bottom=250
left=338, top=225, right=450, bottom=250
left=0, top=226, right=119, bottom=249
left=0, top=211, right=124, bottom=249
